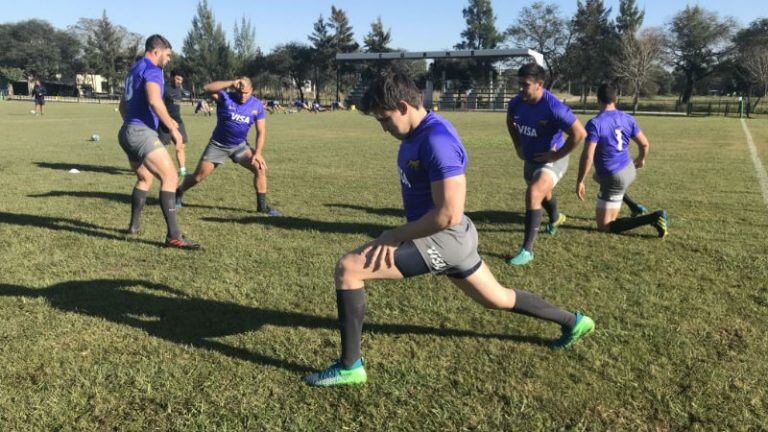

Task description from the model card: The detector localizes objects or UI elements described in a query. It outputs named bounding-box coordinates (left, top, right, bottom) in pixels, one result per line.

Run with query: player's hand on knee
left=250, top=152, right=267, bottom=170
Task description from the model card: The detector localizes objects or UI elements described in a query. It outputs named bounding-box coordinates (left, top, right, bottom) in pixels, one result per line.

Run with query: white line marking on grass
left=740, top=118, right=768, bottom=206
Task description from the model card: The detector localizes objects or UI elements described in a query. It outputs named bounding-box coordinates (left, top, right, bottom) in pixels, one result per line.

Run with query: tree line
left=1, top=0, right=766, bottom=107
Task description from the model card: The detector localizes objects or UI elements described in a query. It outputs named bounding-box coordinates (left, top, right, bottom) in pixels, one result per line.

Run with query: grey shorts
left=594, top=163, right=636, bottom=208
left=200, top=140, right=252, bottom=165
left=409, top=216, right=482, bottom=277
left=118, top=124, right=165, bottom=163
left=158, top=121, right=188, bottom=145
left=524, top=155, right=569, bottom=186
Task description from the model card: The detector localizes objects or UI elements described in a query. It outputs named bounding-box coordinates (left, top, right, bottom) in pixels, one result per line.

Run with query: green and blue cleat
left=304, top=359, right=367, bottom=387
left=506, top=247, right=534, bottom=266
left=550, top=312, right=595, bottom=349
left=544, top=213, right=567, bottom=236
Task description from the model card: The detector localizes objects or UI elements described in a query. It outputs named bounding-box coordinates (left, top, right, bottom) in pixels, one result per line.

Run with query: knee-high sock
left=512, top=290, right=577, bottom=328
left=257, top=193, right=268, bottom=212
left=541, top=195, right=560, bottom=223
left=522, top=209, right=543, bottom=252
left=130, top=188, right=148, bottom=230
left=337, top=288, right=366, bottom=368
left=159, top=190, right=182, bottom=239
left=609, top=210, right=662, bottom=233
left=623, top=194, right=642, bottom=213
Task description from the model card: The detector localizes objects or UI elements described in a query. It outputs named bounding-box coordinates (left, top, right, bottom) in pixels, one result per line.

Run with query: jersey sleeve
left=506, top=96, right=519, bottom=117
left=585, top=119, right=599, bottom=144
left=216, top=91, right=231, bottom=105
left=551, top=99, right=577, bottom=132
left=629, top=116, right=641, bottom=138
left=421, top=130, right=467, bottom=182
left=144, top=67, right=164, bottom=88
left=254, top=100, right=266, bottom=120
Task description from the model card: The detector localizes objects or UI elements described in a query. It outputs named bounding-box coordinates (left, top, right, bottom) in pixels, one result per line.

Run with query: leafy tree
left=267, top=43, right=314, bottom=103
left=616, top=0, right=645, bottom=36
left=308, top=14, right=334, bottom=99
left=0, top=19, right=83, bottom=80
left=363, top=17, right=391, bottom=53
left=233, top=16, right=258, bottom=75
left=505, top=2, right=571, bottom=89
left=454, top=0, right=503, bottom=86
left=613, top=27, right=666, bottom=113
left=182, top=0, right=234, bottom=91
left=667, top=5, right=735, bottom=103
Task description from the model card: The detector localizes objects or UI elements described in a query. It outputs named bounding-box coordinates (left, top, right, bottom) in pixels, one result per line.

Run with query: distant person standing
left=117, top=34, right=200, bottom=249
left=158, top=68, right=188, bottom=178
left=31, top=79, right=46, bottom=116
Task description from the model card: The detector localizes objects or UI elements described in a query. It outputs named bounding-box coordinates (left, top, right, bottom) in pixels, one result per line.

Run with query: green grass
left=1, top=101, right=767, bottom=430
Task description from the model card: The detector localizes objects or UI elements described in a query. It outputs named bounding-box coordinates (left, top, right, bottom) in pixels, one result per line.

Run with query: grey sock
left=609, top=211, right=662, bottom=233
left=130, top=188, right=148, bottom=231
left=522, top=209, right=543, bottom=252
left=512, top=290, right=576, bottom=328
left=542, top=196, right=560, bottom=223
left=159, top=190, right=182, bottom=239
left=623, top=194, right=642, bottom=213
left=337, top=289, right=366, bottom=368
left=257, top=192, right=267, bottom=212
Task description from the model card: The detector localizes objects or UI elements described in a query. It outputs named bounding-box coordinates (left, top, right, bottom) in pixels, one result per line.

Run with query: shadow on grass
left=0, top=279, right=550, bottom=373
left=326, top=203, right=527, bottom=225
left=28, top=190, right=252, bottom=213
left=0, top=211, right=165, bottom=247
left=34, top=162, right=132, bottom=175
left=201, top=215, right=391, bottom=238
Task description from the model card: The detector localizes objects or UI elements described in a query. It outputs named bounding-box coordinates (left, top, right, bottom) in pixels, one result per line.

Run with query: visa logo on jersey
left=230, top=113, right=251, bottom=123
left=516, top=124, right=538, bottom=138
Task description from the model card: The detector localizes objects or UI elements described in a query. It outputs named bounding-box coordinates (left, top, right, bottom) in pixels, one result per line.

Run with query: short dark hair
left=517, top=63, right=546, bottom=83
left=360, top=68, right=422, bottom=115
left=170, top=68, right=183, bottom=78
left=145, top=34, right=172, bottom=52
left=597, top=83, right=618, bottom=104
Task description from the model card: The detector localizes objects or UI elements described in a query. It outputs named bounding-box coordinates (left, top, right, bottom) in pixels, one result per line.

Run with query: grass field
left=0, top=101, right=767, bottom=430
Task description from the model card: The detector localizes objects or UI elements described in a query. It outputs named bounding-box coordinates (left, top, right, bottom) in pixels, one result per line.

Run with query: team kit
left=119, top=35, right=668, bottom=387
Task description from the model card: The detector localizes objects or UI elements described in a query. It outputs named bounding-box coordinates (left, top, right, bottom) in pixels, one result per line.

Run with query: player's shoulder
left=507, top=94, right=523, bottom=111
left=542, top=90, right=569, bottom=112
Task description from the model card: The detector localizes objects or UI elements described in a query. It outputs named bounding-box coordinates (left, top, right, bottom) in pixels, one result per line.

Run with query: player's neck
left=601, top=103, right=617, bottom=112
left=526, top=90, right=545, bottom=105
left=144, top=54, right=159, bottom=66
left=408, top=106, right=429, bottom=130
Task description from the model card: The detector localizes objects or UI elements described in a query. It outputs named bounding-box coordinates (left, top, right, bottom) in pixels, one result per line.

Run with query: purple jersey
left=123, top=57, right=165, bottom=129
left=507, top=90, right=577, bottom=162
left=585, top=110, right=640, bottom=178
left=398, top=112, right=467, bottom=222
left=210, top=91, right=266, bottom=146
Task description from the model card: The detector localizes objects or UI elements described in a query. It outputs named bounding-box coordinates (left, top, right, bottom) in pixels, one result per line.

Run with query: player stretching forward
left=303, top=69, right=594, bottom=387
left=118, top=34, right=199, bottom=249
left=575, top=83, right=668, bottom=237
left=506, top=63, right=586, bottom=266
left=176, top=77, right=280, bottom=216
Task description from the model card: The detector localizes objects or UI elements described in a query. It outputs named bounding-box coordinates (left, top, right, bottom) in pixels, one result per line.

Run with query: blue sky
left=4, top=1, right=766, bottom=53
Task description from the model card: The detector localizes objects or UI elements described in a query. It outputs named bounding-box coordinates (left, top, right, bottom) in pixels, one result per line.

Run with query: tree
left=182, top=0, right=234, bottom=92
left=505, top=2, right=571, bottom=89
left=233, top=16, right=257, bottom=75
left=363, top=17, right=391, bottom=53
left=308, top=14, right=334, bottom=99
left=267, top=43, right=314, bottom=103
left=732, top=18, right=768, bottom=104
left=667, top=5, right=735, bottom=103
left=613, top=27, right=666, bottom=113
left=0, top=20, right=83, bottom=81
left=616, top=0, right=645, bottom=36
left=454, top=0, right=503, bottom=86
left=455, top=0, right=502, bottom=50
left=565, top=0, right=619, bottom=102
left=328, top=6, right=359, bottom=102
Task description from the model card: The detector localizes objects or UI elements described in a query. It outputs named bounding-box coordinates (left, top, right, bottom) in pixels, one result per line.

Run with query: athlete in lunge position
left=506, top=63, right=586, bottom=266
left=176, top=77, right=280, bottom=216
left=303, top=69, right=594, bottom=387
left=575, top=83, right=668, bottom=237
